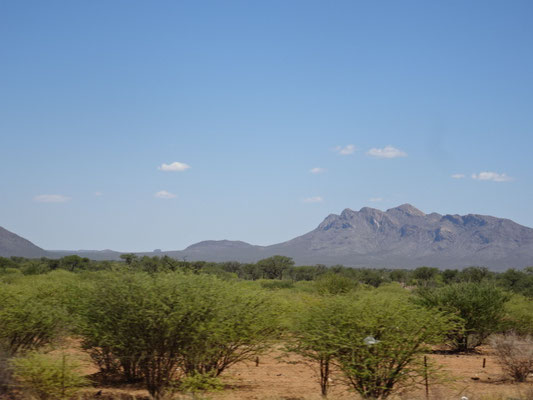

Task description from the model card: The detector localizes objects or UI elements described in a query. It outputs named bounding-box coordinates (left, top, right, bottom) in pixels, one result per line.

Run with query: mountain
left=263, top=204, right=533, bottom=269
left=3, top=204, right=533, bottom=269
left=47, top=249, right=123, bottom=261
left=145, top=204, right=533, bottom=269
left=0, top=226, right=48, bottom=258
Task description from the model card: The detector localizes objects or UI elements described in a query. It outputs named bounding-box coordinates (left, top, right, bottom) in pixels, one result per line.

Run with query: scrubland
left=1, top=256, right=532, bottom=400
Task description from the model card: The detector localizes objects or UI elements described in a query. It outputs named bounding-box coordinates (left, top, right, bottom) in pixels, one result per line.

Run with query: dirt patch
left=77, top=346, right=531, bottom=400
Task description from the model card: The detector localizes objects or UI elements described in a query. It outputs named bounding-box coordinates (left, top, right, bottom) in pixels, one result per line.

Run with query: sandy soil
left=77, top=345, right=532, bottom=400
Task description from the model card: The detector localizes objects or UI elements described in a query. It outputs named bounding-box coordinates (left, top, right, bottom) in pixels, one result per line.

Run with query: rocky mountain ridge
left=2, top=204, right=533, bottom=270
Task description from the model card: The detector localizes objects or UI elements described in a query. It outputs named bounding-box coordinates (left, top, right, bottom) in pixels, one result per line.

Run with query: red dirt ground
left=78, top=345, right=532, bottom=400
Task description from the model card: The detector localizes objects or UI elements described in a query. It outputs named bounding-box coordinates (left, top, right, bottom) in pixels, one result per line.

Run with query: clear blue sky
left=1, top=0, right=532, bottom=251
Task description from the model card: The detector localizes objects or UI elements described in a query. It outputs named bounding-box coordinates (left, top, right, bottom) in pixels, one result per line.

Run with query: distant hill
left=47, top=249, right=123, bottom=261
left=0, top=226, right=48, bottom=258
left=3, top=204, right=533, bottom=269
left=153, top=204, right=533, bottom=269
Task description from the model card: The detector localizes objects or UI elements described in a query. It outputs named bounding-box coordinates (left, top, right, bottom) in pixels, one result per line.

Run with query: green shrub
left=335, top=292, right=453, bottom=399
left=415, top=282, right=510, bottom=351
left=289, top=291, right=454, bottom=399
left=77, top=271, right=278, bottom=399
left=178, top=372, right=224, bottom=393
left=287, top=295, right=350, bottom=396
left=259, top=279, right=294, bottom=290
left=11, top=352, right=88, bottom=400
left=502, top=295, right=533, bottom=335
left=0, top=278, right=69, bottom=356
left=314, top=273, right=358, bottom=295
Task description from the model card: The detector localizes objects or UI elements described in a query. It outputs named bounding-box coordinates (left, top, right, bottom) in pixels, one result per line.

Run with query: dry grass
left=490, top=333, right=533, bottom=382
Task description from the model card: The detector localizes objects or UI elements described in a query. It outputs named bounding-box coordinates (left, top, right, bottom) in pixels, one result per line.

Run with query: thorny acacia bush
left=0, top=274, right=71, bottom=356
left=10, top=352, right=88, bottom=400
left=314, top=272, right=358, bottom=296
left=77, top=271, right=279, bottom=399
left=502, top=295, right=533, bottom=336
left=415, top=281, right=510, bottom=351
left=490, top=333, right=533, bottom=382
left=288, top=288, right=456, bottom=399
left=286, top=294, right=351, bottom=397
left=0, top=272, right=77, bottom=396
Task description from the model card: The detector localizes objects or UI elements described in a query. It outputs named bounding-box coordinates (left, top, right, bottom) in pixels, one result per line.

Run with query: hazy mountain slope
left=3, top=204, right=533, bottom=269
left=47, top=249, right=123, bottom=261
left=169, top=204, right=533, bottom=269
left=0, top=226, right=48, bottom=258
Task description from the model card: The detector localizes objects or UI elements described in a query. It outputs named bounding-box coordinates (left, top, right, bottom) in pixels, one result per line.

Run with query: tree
left=287, top=296, right=350, bottom=396
left=441, top=269, right=459, bottom=284
left=498, top=268, right=533, bottom=297
left=240, top=263, right=262, bottom=280
left=502, top=294, right=533, bottom=336
left=389, top=269, right=408, bottom=284
left=289, top=291, right=454, bottom=399
left=257, top=255, right=294, bottom=280
left=119, top=253, right=138, bottom=266
left=412, top=266, right=439, bottom=286
left=58, top=255, right=90, bottom=272
left=457, top=266, right=491, bottom=283
left=416, top=281, right=510, bottom=351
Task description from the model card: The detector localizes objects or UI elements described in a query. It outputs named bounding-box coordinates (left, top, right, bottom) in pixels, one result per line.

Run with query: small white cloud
left=310, top=167, right=325, bottom=174
left=34, top=194, right=71, bottom=203
left=367, top=146, right=407, bottom=159
left=303, top=196, right=324, bottom=203
left=471, top=172, right=513, bottom=182
left=94, top=192, right=104, bottom=196
left=369, top=197, right=383, bottom=202
left=155, top=190, right=177, bottom=199
left=451, top=174, right=466, bottom=179
left=158, top=161, right=191, bottom=172
left=334, top=144, right=356, bottom=155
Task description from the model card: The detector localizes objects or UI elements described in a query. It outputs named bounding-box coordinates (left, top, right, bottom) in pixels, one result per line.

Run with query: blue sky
left=1, top=0, right=532, bottom=251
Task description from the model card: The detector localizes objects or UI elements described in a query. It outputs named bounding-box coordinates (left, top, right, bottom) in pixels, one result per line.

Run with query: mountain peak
left=359, top=206, right=383, bottom=214
left=387, top=203, right=425, bottom=217
left=0, top=226, right=48, bottom=258
left=340, top=208, right=356, bottom=218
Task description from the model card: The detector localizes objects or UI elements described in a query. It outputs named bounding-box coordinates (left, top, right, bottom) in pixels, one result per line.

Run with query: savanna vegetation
left=0, top=255, right=532, bottom=399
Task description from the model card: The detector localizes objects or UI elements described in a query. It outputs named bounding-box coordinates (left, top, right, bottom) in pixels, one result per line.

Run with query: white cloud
left=334, top=144, right=356, bottom=155
left=34, top=194, right=71, bottom=203
left=471, top=172, right=513, bottom=182
left=367, top=146, right=407, bottom=159
left=154, top=190, right=177, bottom=199
left=303, top=196, right=324, bottom=203
left=158, top=161, right=191, bottom=172
left=94, top=192, right=104, bottom=196
left=451, top=174, right=466, bottom=179
left=310, top=167, right=325, bottom=174
left=369, top=197, right=383, bottom=202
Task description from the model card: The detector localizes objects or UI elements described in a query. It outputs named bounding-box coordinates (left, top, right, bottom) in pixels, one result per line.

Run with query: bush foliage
left=11, top=352, right=88, bottom=400
left=415, top=282, right=510, bottom=351
left=0, top=255, right=531, bottom=399
left=76, top=271, right=278, bottom=399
